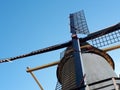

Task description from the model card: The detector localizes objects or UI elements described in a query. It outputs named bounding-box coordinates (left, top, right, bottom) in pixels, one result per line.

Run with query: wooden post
left=26, top=61, right=59, bottom=72
left=27, top=67, right=44, bottom=90
left=112, top=77, right=118, bottom=90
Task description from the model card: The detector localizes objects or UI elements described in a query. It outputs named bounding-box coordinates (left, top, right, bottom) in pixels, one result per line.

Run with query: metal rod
left=102, top=44, right=120, bottom=52
left=27, top=67, right=44, bottom=90
left=26, top=61, right=59, bottom=72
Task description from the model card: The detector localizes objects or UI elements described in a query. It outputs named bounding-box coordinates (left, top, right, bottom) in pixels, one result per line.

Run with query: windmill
left=0, top=10, right=120, bottom=90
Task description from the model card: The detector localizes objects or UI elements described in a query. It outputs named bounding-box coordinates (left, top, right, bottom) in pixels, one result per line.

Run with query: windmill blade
left=70, top=10, right=89, bottom=35
left=0, top=41, right=71, bottom=63
left=81, top=23, right=120, bottom=47
left=0, top=23, right=120, bottom=63
left=82, top=23, right=120, bottom=42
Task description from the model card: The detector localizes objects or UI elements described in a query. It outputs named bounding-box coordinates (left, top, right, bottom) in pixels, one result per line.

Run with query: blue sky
left=0, top=0, right=120, bottom=90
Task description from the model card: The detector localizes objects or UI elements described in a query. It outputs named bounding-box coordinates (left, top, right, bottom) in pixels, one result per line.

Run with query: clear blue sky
left=0, top=0, right=120, bottom=90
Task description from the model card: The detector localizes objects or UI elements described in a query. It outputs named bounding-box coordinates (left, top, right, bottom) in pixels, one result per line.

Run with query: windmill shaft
left=0, top=41, right=71, bottom=63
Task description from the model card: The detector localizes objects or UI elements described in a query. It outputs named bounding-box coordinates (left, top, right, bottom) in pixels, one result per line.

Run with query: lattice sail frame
left=89, top=29, right=120, bottom=48
left=70, top=10, right=90, bottom=35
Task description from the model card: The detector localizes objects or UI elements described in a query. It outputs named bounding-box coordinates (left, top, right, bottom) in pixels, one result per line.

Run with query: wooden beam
left=26, top=61, right=59, bottom=72
left=102, top=44, right=120, bottom=52
left=27, top=67, right=44, bottom=90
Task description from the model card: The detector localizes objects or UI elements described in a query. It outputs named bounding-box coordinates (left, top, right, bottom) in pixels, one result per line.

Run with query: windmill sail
left=0, top=23, right=120, bottom=63
left=0, top=41, right=71, bottom=63
left=70, top=10, right=89, bottom=35
left=85, top=23, right=120, bottom=48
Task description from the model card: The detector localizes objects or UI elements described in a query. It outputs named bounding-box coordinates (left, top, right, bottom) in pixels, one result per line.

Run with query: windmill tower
left=0, top=10, right=120, bottom=90
left=55, top=10, right=120, bottom=90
